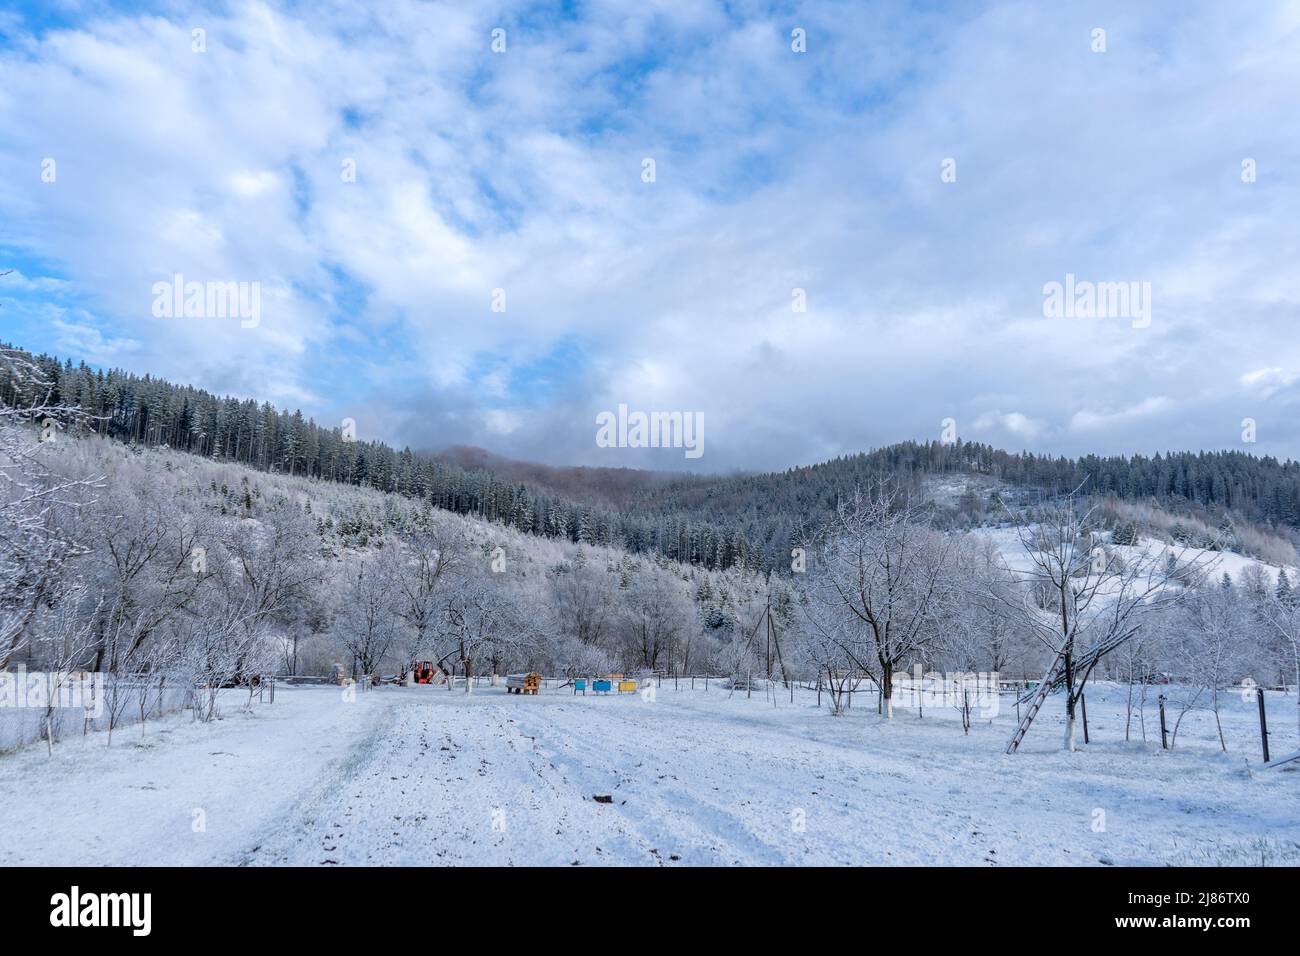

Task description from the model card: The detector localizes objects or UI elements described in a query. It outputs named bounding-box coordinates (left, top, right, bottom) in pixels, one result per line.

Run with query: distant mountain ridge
left=432, top=444, right=698, bottom=508
left=5, top=342, right=1300, bottom=571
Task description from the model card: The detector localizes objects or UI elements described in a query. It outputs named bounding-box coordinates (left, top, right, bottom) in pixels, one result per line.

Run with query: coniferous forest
left=5, top=343, right=1300, bottom=571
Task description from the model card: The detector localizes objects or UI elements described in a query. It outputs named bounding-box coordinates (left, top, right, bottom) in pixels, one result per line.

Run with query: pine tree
left=1277, top=568, right=1294, bottom=607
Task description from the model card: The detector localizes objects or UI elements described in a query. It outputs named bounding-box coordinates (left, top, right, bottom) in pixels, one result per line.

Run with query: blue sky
left=2, top=1, right=1300, bottom=471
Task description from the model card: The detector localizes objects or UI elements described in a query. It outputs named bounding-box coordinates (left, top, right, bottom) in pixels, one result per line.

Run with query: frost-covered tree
left=1166, top=581, right=1255, bottom=750
left=803, top=484, right=955, bottom=717
left=793, top=594, right=861, bottom=715
left=333, top=558, right=402, bottom=678
left=1258, top=584, right=1300, bottom=739
left=386, top=521, right=467, bottom=665
left=0, top=348, right=98, bottom=669
left=548, top=555, right=614, bottom=651
left=948, top=534, right=1034, bottom=674
left=998, top=489, right=1210, bottom=751
left=439, top=574, right=530, bottom=692
left=618, top=569, right=691, bottom=670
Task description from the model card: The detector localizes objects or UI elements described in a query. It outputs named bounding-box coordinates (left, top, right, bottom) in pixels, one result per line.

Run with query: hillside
left=5, top=343, right=1300, bottom=571
left=433, top=444, right=699, bottom=508
left=0, top=427, right=775, bottom=704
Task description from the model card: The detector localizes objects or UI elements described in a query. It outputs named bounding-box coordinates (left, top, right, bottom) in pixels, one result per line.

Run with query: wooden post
left=1158, top=694, right=1169, bottom=750
left=1257, top=687, right=1270, bottom=764
left=1081, top=691, right=1090, bottom=745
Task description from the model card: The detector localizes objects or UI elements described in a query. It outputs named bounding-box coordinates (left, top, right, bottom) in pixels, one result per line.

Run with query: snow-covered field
left=979, top=526, right=1297, bottom=590
left=1, top=681, right=1296, bottom=866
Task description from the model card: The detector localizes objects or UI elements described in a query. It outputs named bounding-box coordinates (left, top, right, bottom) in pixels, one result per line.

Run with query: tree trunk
left=1213, top=686, right=1227, bottom=752
left=1125, top=671, right=1134, bottom=742
left=882, top=661, right=894, bottom=718
left=1293, top=652, right=1299, bottom=740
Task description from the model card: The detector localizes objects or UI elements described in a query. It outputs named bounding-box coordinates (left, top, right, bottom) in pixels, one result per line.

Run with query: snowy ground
left=1, top=681, right=1296, bottom=866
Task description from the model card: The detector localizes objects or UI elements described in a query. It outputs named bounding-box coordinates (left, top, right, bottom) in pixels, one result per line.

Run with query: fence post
left=1158, top=694, right=1168, bottom=750
left=1257, top=687, right=1270, bottom=763
left=1081, top=691, right=1089, bottom=745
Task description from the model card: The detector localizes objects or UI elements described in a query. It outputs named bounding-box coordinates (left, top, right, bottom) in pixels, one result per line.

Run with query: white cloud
left=1069, top=397, right=1174, bottom=432
left=973, top=411, right=1043, bottom=440
left=1240, top=367, right=1299, bottom=397
left=2, top=1, right=1299, bottom=469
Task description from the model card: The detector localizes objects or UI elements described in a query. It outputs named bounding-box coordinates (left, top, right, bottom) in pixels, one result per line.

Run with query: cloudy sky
left=2, top=0, right=1299, bottom=472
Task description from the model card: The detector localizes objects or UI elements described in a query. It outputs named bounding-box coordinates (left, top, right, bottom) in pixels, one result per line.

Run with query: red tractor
left=407, top=661, right=440, bottom=685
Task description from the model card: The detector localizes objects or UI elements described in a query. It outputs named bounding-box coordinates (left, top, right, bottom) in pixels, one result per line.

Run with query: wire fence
left=0, top=671, right=280, bottom=753
left=1, top=674, right=188, bottom=752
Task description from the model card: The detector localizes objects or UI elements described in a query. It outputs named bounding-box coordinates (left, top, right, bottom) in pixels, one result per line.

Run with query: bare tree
left=439, top=575, right=529, bottom=693
left=84, top=486, right=213, bottom=673
left=387, top=522, right=466, bottom=665
left=176, top=584, right=267, bottom=723
left=220, top=497, right=318, bottom=684
left=620, top=570, right=690, bottom=670
left=951, top=534, right=1032, bottom=673
left=334, top=558, right=402, bottom=678
left=1168, top=580, right=1253, bottom=751
left=793, top=594, right=861, bottom=715
left=997, top=488, right=1212, bottom=751
left=805, top=484, right=954, bottom=717
left=0, top=348, right=98, bottom=669
left=548, top=555, right=613, bottom=650
left=1257, top=585, right=1300, bottom=740
left=25, top=584, right=102, bottom=752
